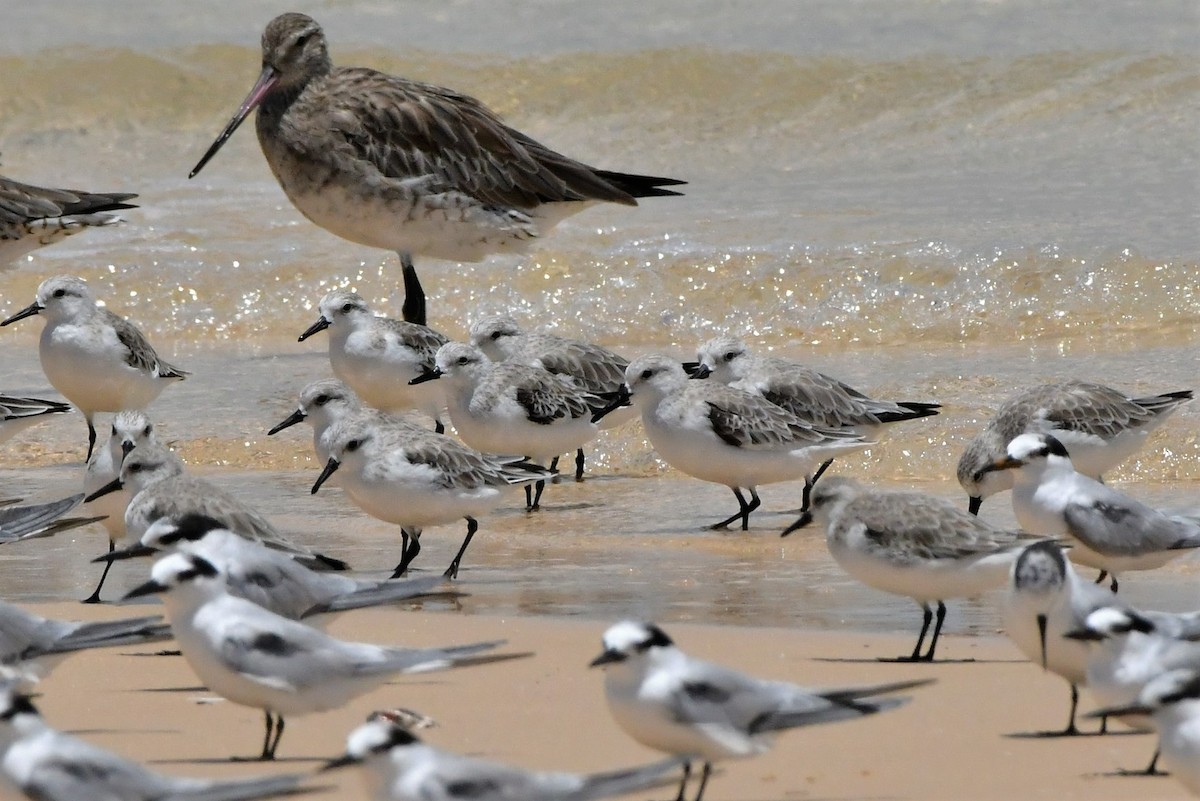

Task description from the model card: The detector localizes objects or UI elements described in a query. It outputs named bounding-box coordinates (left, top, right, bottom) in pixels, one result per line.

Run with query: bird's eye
left=142, top=425, right=152, bottom=437
left=52, top=288, right=66, bottom=298
left=129, top=463, right=143, bottom=472
left=315, top=394, right=330, bottom=406
left=341, top=303, right=354, bottom=313
left=457, top=356, right=470, bottom=366
left=346, top=439, right=361, bottom=452
left=640, top=369, right=653, bottom=380
left=110, top=425, right=118, bottom=436
left=490, top=331, right=503, bottom=340
left=295, top=31, right=313, bottom=48
left=724, top=352, right=736, bottom=362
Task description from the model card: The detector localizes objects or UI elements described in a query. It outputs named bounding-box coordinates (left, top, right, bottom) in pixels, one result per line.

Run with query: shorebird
left=470, top=314, right=634, bottom=481
left=298, top=291, right=449, bottom=429
left=82, top=409, right=158, bottom=551
left=590, top=621, right=929, bottom=801
left=0, top=395, right=71, bottom=445
left=188, top=12, right=684, bottom=326
left=123, top=552, right=524, bottom=760
left=0, top=275, right=187, bottom=461
left=597, top=354, right=870, bottom=531
left=786, top=476, right=1025, bottom=662
left=0, top=174, right=136, bottom=265
left=324, top=711, right=683, bottom=801
left=957, top=381, right=1191, bottom=515
left=691, top=335, right=939, bottom=509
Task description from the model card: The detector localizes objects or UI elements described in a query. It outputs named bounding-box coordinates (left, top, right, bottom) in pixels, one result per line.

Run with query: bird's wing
left=510, top=370, right=593, bottom=424
left=105, top=310, right=187, bottom=378
left=1063, top=491, right=1200, bottom=556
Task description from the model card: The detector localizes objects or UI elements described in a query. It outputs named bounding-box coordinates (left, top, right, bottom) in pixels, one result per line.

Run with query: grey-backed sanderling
left=311, top=415, right=551, bottom=578
left=0, top=275, right=187, bottom=460
left=786, top=476, right=1024, bottom=662
left=603, top=354, right=870, bottom=530
left=123, top=552, right=524, bottom=760
left=417, top=343, right=602, bottom=510
left=470, top=314, right=634, bottom=481
left=590, top=620, right=930, bottom=801
left=188, top=12, right=683, bottom=325
left=957, top=381, right=1191, bottom=514
left=298, top=291, right=449, bottom=429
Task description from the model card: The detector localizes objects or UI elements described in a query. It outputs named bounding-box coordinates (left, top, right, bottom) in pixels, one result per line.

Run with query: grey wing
left=216, top=616, right=368, bottom=691
left=666, top=659, right=802, bottom=733
left=1062, top=489, right=1200, bottom=555
left=106, top=311, right=187, bottom=378
left=0, top=175, right=135, bottom=223
left=160, top=772, right=308, bottom=801
left=320, top=69, right=637, bottom=209
left=848, top=493, right=1020, bottom=559
left=404, top=437, right=509, bottom=489
left=537, top=342, right=629, bottom=395
left=382, top=318, right=450, bottom=364
left=22, top=740, right=172, bottom=801
left=0, top=493, right=95, bottom=541
left=0, top=601, right=66, bottom=661
left=757, top=365, right=875, bottom=428
left=1028, top=382, right=1148, bottom=440
left=0, top=394, right=70, bottom=421
left=512, top=371, right=593, bottom=424
left=704, top=386, right=855, bottom=449
left=417, top=752, right=566, bottom=801
left=225, top=557, right=336, bottom=619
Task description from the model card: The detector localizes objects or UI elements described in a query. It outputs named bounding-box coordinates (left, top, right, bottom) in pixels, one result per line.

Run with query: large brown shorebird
left=0, top=174, right=136, bottom=265
left=189, top=12, right=684, bottom=326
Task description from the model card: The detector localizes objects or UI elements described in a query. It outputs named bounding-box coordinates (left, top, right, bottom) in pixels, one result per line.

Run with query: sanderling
left=786, top=476, right=1023, bottom=661
left=590, top=620, right=930, bottom=801
left=323, top=710, right=684, bottom=801
left=123, top=552, right=525, bottom=760
left=0, top=174, right=136, bottom=264
left=85, top=442, right=348, bottom=603
left=976, top=432, right=1200, bottom=591
left=0, top=275, right=187, bottom=461
left=470, top=314, right=634, bottom=480
left=0, top=395, right=71, bottom=445
left=0, top=684, right=310, bottom=801
left=602, top=354, right=870, bottom=530
left=416, top=343, right=602, bottom=510
left=957, top=381, right=1191, bottom=514
left=298, top=291, right=449, bottom=429
left=1000, top=540, right=1115, bottom=734
left=188, top=12, right=683, bottom=326
left=1088, top=669, right=1200, bottom=793
left=0, top=600, right=169, bottom=679
left=310, top=416, right=551, bottom=578
left=691, top=336, right=938, bottom=509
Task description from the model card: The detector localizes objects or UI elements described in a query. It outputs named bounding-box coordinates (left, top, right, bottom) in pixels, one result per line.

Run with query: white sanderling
left=81, top=409, right=158, bottom=598
left=1088, top=668, right=1200, bottom=794
left=1000, top=540, right=1115, bottom=734
left=311, top=415, right=551, bottom=578
left=188, top=12, right=683, bottom=327
left=0, top=684, right=310, bottom=801
left=0, top=395, right=71, bottom=445
left=786, top=476, right=1024, bottom=662
left=100, top=513, right=455, bottom=623
left=0, top=600, right=169, bottom=679
left=590, top=620, right=930, bottom=801
left=298, top=291, right=449, bottom=430
left=602, top=354, right=870, bottom=530
left=323, top=710, right=684, bottom=801
left=84, top=442, right=349, bottom=602
left=0, top=494, right=101, bottom=543
left=470, top=314, right=634, bottom=480
left=0, top=275, right=187, bottom=460
left=692, top=335, right=939, bottom=507
left=0, top=175, right=135, bottom=265
left=957, top=381, right=1191, bottom=514
left=123, top=552, right=525, bottom=760
left=976, top=432, right=1200, bottom=591
left=1065, top=605, right=1200, bottom=774
left=416, top=342, right=602, bottom=510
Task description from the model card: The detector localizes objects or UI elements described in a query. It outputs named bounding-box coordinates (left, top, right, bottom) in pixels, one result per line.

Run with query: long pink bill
left=188, top=66, right=279, bottom=179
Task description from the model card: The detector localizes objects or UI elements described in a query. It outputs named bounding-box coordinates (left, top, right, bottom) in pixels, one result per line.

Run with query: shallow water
left=2, top=1, right=1199, bottom=630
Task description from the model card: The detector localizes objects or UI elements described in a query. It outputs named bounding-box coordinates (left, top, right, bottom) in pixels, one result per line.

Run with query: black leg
left=528, top=480, right=545, bottom=511
left=922, top=600, right=948, bottom=661
left=1094, top=570, right=1108, bottom=585
left=1143, top=748, right=1162, bottom=776
left=711, top=487, right=758, bottom=530
left=1110, top=575, right=1119, bottom=593
left=266, top=714, right=286, bottom=760
left=672, top=761, right=691, bottom=801
left=434, top=420, right=445, bottom=435
left=1100, top=714, right=1108, bottom=735
left=693, top=762, right=713, bottom=801
left=900, top=604, right=933, bottom=661
left=81, top=541, right=115, bottom=604
left=85, top=419, right=97, bottom=462
left=574, top=448, right=585, bottom=481
left=549, top=456, right=560, bottom=473
left=801, top=458, right=835, bottom=511
left=445, top=517, right=478, bottom=579
left=391, top=529, right=422, bottom=578
left=400, top=253, right=426, bottom=326
left=233, top=711, right=278, bottom=761
left=1063, top=684, right=1079, bottom=735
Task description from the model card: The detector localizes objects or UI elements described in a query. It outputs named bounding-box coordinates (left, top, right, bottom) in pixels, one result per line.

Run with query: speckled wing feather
left=1002, top=381, right=1159, bottom=441
left=106, top=310, right=188, bottom=378
left=317, top=68, right=643, bottom=209
left=755, top=363, right=876, bottom=428
left=505, top=367, right=594, bottom=424
left=379, top=317, right=449, bottom=364
left=0, top=175, right=136, bottom=226
left=403, top=437, right=509, bottom=490
left=842, top=492, right=1022, bottom=561
left=534, top=339, right=629, bottom=395
left=704, top=385, right=856, bottom=449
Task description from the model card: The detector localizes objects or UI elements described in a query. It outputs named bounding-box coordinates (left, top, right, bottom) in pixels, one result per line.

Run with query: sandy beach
left=3, top=601, right=1186, bottom=801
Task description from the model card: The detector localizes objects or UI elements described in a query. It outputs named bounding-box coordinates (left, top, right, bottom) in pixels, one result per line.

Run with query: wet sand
left=5, top=602, right=1188, bottom=801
